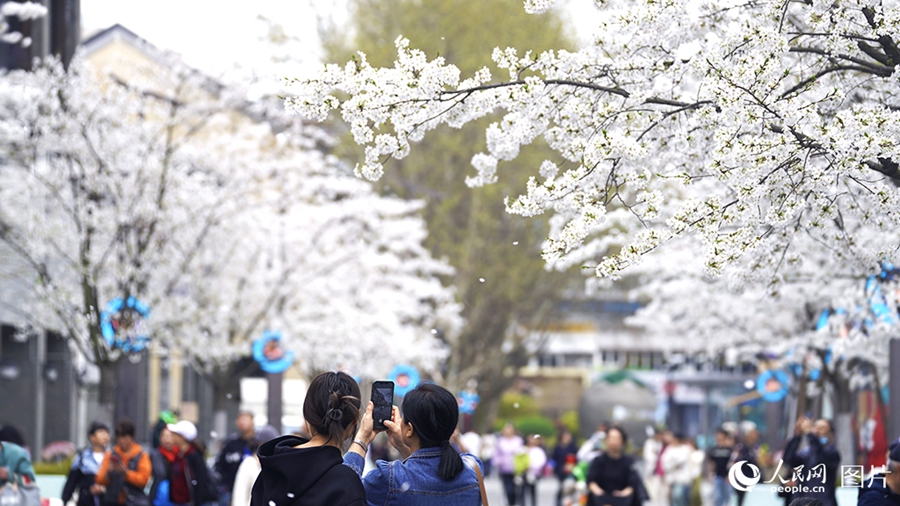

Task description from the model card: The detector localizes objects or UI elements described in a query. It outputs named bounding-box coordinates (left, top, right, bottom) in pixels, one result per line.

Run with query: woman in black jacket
left=250, top=371, right=365, bottom=506
left=587, top=426, right=647, bottom=506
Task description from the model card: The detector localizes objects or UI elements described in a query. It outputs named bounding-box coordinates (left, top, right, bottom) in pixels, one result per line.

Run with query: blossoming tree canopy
left=0, top=52, right=461, bottom=400
left=288, top=0, right=900, bottom=282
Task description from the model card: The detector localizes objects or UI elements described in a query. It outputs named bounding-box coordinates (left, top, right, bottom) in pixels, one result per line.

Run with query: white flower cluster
left=289, top=0, right=900, bottom=292
left=0, top=54, right=461, bottom=380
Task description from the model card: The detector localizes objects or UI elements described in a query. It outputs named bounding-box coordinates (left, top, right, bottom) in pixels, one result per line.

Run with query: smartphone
left=371, top=380, right=394, bottom=430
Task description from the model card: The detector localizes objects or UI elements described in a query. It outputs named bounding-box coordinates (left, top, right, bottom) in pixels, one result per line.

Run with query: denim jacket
left=344, top=447, right=483, bottom=506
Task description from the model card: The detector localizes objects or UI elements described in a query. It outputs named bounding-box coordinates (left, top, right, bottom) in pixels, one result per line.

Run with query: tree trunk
left=831, top=374, right=855, bottom=467
left=97, top=359, right=118, bottom=424
left=207, top=362, right=246, bottom=446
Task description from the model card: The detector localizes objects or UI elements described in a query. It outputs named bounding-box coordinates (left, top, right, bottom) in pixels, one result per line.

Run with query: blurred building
left=519, top=295, right=760, bottom=448
left=0, top=0, right=80, bottom=70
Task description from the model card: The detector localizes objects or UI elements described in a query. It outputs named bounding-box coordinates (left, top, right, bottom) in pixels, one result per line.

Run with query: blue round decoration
left=387, top=364, right=421, bottom=397
left=252, top=330, right=295, bottom=374
left=100, top=296, right=151, bottom=353
left=756, top=370, right=790, bottom=403
left=458, top=390, right=480, bottom=415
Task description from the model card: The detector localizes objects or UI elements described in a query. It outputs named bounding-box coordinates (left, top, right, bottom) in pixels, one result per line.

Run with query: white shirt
left=526, top=446, right=548, bottom=478
left=231, top=456, right=260, bottom=506
left=661, top=444, right=693, bottom=485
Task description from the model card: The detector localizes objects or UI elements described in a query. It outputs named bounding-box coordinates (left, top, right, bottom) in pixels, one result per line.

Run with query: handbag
left=0, top=475, right=42, bottom=506
left=463, top=456, right=489, bottom=506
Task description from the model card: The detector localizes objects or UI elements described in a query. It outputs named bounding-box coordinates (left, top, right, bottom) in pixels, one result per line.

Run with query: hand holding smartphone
left=371, top=380, right=394, bottom=430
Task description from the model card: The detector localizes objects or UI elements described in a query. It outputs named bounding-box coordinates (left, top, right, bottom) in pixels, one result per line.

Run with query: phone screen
left=371, top=381, right=394, bottom=430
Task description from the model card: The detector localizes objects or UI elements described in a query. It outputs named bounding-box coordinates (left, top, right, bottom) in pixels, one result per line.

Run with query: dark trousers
left=519, top=481, right=538, bottom=506
left=501, top=473, right=517, bottom=505
left=556, top=476, right=566, bottom=506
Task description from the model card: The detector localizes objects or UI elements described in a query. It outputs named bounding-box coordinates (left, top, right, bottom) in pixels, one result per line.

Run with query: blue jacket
left=858, top=475, right=900, bottom=506
left=0, top=442, right=36, bottom=486
left=344, top=448, right=483, bottom=506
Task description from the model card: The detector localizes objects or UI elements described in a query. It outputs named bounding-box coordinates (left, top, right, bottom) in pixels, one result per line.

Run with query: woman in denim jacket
left=345, top=383, right=484, bottom=506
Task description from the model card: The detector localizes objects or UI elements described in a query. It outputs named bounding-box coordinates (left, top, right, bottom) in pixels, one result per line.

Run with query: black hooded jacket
left=250, top=436, right=365, bottom=506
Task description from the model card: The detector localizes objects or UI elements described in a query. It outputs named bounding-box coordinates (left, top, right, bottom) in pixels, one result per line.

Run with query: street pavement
left=481, top=473, right=859, bottom=506
left=37, top=472, right=859, bottom=506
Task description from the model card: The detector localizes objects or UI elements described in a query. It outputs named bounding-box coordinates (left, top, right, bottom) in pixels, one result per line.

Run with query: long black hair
left=401, top=383, right=463, bottom=481
left=302, top=371, right=361, bottom=446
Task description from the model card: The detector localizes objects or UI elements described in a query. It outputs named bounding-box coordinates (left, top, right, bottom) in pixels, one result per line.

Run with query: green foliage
left=323, top=0, right=579, bottom=433
left=497, top=392, right=541, bottom=419
left=34, top=457, right=72, bottom=475
left=513, top=415, right=557, bottom=439
left=559, top=410, right=581, bottom=440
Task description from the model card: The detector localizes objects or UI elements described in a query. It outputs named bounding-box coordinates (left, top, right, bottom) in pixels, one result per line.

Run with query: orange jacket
left=96, top=443, right=152, bottom=503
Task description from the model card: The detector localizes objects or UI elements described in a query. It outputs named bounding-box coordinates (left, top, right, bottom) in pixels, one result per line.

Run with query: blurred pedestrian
left=481, top=432, right=497, bottom=477
left=661, top=434, right=692, bottom=506
left=63, top=421, right=110, bottom=506
left=782, top=417, right=840, bottom=506
left=214, top=412, right=254, bottom=506
left=642, top=429, right=666, bottom=506
left=729, top=426, right=759, bottom=506
left=495, top=422, right=525, bottom=506
left=685, top=439, right=706, bottom=506
left=579, top=423, right=609, bottom=463
left=460, top=431, right=482, bottom=462
left=0, top=429, right=36, bottom=486
left=95, top=420, right=152, bottom=506
left=857, top=439, right=900, bottom=505
left=519, top=435, right=547, bottom=506
left=230, top=426, right=278, bottom=506
left=587, top=426, right=646, bottom=506
left=553, top=430, right=580, bottom=506
left=151, top=412, right=178, bottom=450
left=705, top=429, right=733, bottom=506
left=165, top=421, right=217, bottom=506
left=149, top=427, right=176, bottom=506
left=250, top=371, right=366, bottom=506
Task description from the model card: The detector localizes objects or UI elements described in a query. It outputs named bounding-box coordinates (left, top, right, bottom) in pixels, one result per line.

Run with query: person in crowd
left=346, top=382, right=484, bottom=505
left=0, top=427, right=35, bottom=486
left=63, top=422, right=110, bottom=506
left=730, top=426, right=760, bottom=506
left=151, top=412, right=178, bottom=450
left=480, top=432, right=496, bottom=477
left=553, top=430, right=580, bottom=506
left=783, top=417, right=840, bottom=506
left=459, top=431, right=482, bottom=464
left=518, top=435, right=547, bottom=506
left=706, top=429, right=733, bottom=506
left=163, top=421, right=216, bottom=506
left=250, top=371, right=366, bottom=506
left=230, top=426, right=278, bottom=506
left=858, top=439, right=900, bottom=505
left=642, top=429, right=665, bottom=506
left=215, top=412, right=255, bottom=506
left=149, top=427, right=177, bottom=506
left=661, top=434, right=692, bottom=506
left=685, top=438, right=706, bottom=506
left=578, top=422, right=610, bottom=463
left=587, top=426, right=646, bottom=506
left=95, top=420, right=152, bottom=506
left=494, top=422, right=525, bottom=506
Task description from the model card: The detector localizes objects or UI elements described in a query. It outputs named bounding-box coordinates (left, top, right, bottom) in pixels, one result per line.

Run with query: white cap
left=167, top=421, right=198, bottom=442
